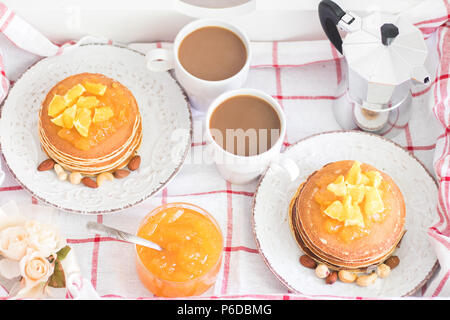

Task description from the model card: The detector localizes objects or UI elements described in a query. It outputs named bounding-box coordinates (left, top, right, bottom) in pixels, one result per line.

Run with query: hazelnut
left=384, top=256, right=400, bottom=270
left=376, top=264, right=391, bottom=278
left=69, top=172, right=82, bottom=185
left=315, top=264, right=330, bottom=279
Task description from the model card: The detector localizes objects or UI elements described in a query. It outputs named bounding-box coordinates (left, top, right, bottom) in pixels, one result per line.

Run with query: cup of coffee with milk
left=146, top=19, right=250, bottom=112
left=205, top=89, right=298, bottom=184
left=146, top=19, right=298, bottom=184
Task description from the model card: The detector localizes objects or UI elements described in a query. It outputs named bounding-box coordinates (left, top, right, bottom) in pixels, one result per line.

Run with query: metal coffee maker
left=318, top=0, right=430, bottom=137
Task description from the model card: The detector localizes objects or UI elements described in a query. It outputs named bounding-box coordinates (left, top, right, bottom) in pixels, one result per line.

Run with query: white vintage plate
left=252, top=131, right=438, bottom=297
left=0, top=45, right=192, bottom=214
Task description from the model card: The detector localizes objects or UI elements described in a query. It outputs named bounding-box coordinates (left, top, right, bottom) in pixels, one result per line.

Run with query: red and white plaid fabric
left=0, top=1, right=449, bottom=299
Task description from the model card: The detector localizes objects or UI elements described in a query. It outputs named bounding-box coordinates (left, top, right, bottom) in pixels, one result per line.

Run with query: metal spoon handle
left=86, top=221, right=163, bottom=251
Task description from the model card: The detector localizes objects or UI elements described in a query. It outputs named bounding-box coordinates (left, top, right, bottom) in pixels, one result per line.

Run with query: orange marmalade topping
left=136, top=205, right=223, bottom=283
left=314, top=161, right=388, bottom=242
left=48, top=77, right=131, bottom=151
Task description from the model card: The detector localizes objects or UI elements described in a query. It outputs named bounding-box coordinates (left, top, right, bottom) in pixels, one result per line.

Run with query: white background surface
left=3, top=0, right=426, bottom=42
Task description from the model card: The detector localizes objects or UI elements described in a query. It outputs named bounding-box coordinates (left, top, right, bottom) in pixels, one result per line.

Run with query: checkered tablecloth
left=0, top=1, right=449, bottom=299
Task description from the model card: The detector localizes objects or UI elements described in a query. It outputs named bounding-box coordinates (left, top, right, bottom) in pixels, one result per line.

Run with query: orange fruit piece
left=64, top=84, right=86, bottom=105
left=50, top=113, right=64, bottom=127
left=346, top=161, right=362, bottom=185
left=314, top=188, right=336, bottom=207
left=364, top=186, right=384, bottom=217
left=347, top=185, right=365, bottom=204
left=324, top=200, right=345, bottom=222
left=360, top=173, right=370, bottom=185
left=345, top=205, right=365, bottom=228
left=73, top=108, right=92, bottom=137
left=343, top=195, right=365, bottom=228
left=366, top=171, right=383, bottom=188
left=84, top=82, right=107, bottom=96
left=327, top=175, right=347, bottom=197
left=62, top=105, right=77, bottom=129
left=77, top=96, right=99, bottom=109
left=93, top=107, right=114, bottom=123
left=48, top=95, right=67, bottom=117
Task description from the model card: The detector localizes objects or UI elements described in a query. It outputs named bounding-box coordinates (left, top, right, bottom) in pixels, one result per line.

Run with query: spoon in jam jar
left=86, top=221, right=163, bottom=251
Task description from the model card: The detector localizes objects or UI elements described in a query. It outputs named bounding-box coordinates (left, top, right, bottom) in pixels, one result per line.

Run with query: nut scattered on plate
left=299, top=253, right=400, bottom=286
left=37, top=157, right=139, bottom=189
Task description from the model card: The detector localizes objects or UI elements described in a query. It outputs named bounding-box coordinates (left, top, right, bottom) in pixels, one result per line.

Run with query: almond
left=127, top=155, right=141, bottom=171
left=325, top=271, right=338, bottom=285
left=82, top=177, right=98, bottom=189
left=113, top=169, right=130, bottom=179
left=384, top=256, right=400, bottom=270
left=37, top=159, right=55, bottom=171
left=299, top=255, right=317, bottom=269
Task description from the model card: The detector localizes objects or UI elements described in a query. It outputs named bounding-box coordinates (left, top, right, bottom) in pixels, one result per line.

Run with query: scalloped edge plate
left=0, top=44, right=192, bottom=214
left=252, top=130, right=438, bottom=298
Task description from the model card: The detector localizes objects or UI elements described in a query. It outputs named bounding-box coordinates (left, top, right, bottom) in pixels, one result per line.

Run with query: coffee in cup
left=209, top=94, right=281, bottom=157
left=178, top=26, right=247, bottom=81
left=205, top=89, right=298, bottom=185
left=146, top=19, right=251, bottom=112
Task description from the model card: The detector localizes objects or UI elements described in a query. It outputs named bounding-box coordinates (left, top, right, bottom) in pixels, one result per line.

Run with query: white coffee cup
left=205, top=88, right=299, bottom=185
left=145, top=19, right=251, bottom=112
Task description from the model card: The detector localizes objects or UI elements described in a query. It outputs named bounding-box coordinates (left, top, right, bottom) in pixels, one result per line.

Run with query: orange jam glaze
left=52, top=75, right=131, bottom=151
left=136, top=203, right=223, bottom=297
left=313, top=171, right=390, bottom=243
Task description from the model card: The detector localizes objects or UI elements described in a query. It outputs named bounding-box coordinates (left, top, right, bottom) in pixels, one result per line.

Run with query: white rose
left=19, top=248, right=54, bottom=289
left=25, top=220, right=66, bottom=258
left=0, top=226, right=29, bottom=260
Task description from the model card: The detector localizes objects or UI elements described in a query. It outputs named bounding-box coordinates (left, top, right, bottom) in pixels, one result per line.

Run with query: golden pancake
left=38, top=73, right=142, bottom=176
left=290, top=160, right=405, bottom=270
left=289, top=190, right=404, bottom=271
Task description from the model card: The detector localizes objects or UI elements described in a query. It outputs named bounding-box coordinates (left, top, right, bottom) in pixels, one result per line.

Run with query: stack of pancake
left=289, top=160, right=405, bottom=271
left=38, top=73, right=142, bottom=176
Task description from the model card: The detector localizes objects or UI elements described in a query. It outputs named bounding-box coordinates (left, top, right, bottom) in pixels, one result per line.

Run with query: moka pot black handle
left=318, top=0, right=346, bottom=54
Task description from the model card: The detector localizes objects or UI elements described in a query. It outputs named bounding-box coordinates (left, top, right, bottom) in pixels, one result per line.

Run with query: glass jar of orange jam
left=135, top=202, right=223, bottom=297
